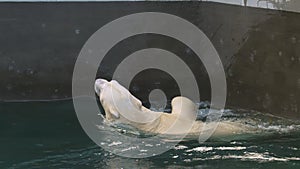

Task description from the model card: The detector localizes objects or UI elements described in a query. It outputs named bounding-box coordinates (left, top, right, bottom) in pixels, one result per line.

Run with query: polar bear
left=95, top=79, right=255, bottom=138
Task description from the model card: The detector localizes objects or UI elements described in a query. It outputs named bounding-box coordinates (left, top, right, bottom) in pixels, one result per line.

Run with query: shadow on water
left=1, top=98, right=300, bottom=168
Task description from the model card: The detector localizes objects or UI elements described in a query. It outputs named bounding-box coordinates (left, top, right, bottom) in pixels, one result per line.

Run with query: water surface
left=1, top=99, right=300, bottom=168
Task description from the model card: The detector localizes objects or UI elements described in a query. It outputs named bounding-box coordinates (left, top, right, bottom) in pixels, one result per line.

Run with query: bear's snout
left=95, top=79, right=108, bottom=95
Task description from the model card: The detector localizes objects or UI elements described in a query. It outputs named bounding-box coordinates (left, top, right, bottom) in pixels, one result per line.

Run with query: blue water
left=1, top=99, right=300, bottom=169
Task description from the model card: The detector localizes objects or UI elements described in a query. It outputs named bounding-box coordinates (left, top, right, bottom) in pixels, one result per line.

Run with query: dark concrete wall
left=0, top=2, right=299, bottom=119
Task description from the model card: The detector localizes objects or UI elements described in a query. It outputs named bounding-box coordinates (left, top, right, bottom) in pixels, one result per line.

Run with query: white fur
left=95, top=79, right=255, bottom=138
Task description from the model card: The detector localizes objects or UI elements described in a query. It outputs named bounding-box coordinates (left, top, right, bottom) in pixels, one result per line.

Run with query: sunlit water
left=1, top=99, right=300, bottom=168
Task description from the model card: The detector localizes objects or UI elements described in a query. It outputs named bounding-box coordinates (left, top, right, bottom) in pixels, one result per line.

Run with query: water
left=1, top=99, right=300, bottom=168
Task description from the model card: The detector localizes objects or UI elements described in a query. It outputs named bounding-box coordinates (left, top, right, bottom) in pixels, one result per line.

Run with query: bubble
left=263, top=93, right=272, bottom=109
left=75, top=29, right=80, bottom=34
left=8, top=65, right=14, bottom=71
left=250, top=53, right=255, bottom=63
left=185, top=47, right=192, bottom=54
left=220, top=38, right=224, bottom=45
left=6, top=84, right=12, bottom=90
left=41, top=23, right=46, bottom=28
left=291, top=56, right=295, bottom=61
left=131, top=85, right=140, bottom=92
left=26, top=69, right=34, bottom=75
left=291, top=37, right=297, bottom=44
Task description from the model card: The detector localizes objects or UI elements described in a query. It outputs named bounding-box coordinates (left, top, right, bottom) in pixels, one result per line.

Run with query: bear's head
left=95, top=78, right=155, bottom=123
